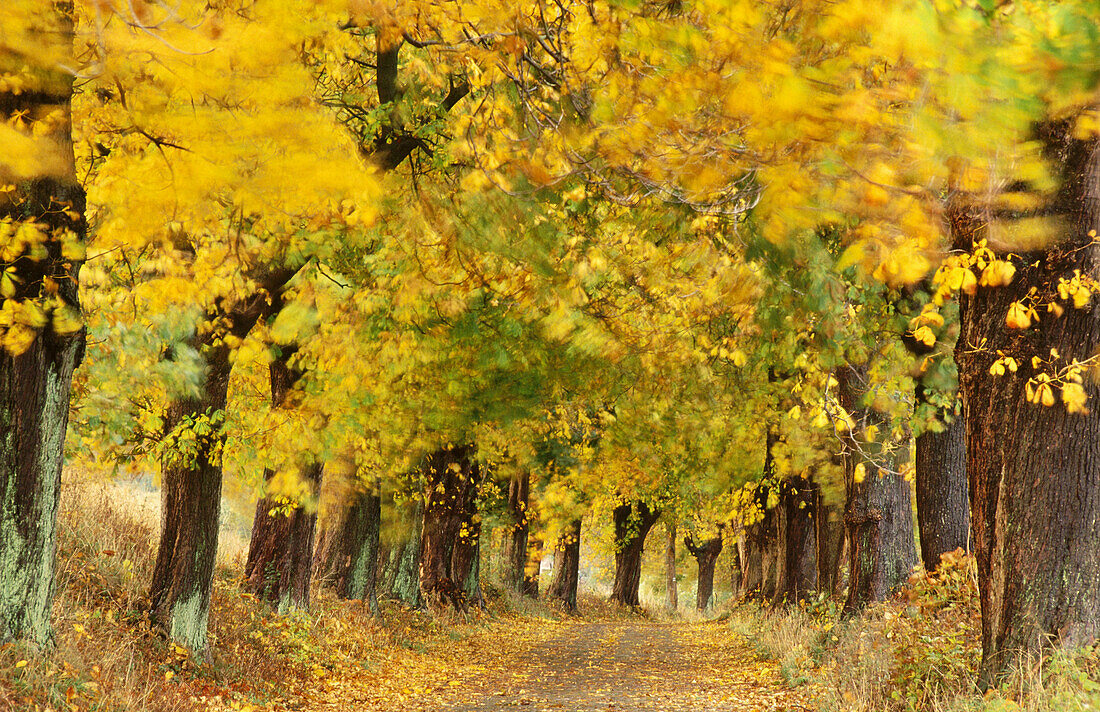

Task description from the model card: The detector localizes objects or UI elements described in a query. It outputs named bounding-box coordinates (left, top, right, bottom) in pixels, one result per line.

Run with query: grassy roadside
left=725, top=552, right=1100, bottom=712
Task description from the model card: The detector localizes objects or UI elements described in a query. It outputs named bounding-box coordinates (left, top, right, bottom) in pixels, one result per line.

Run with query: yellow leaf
left=15, top=660, right=27, bottom=668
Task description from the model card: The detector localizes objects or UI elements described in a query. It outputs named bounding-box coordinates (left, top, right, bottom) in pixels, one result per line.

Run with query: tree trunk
left=523, top=529, right=543, bottom=598
left=546, top=519, right=581, bottom=611
left=419, top=445, right=479, bottom=612
left=836, top=366, right=919, bottom=617
left=610, top=501, right=660, bottom=607
left=387, top=500, right=423, bottom=607
left=953, top=127, right=1100, bottom=686
left=150, top=352, right=231, bottom=653
left=776, top=476, right=820, bottom=604
left=665, top=522, right=678, bottom=610
left=244, top=355, right=322, bottom=612
left=316, top=485, right=381, bottom=613
left=245, top=462, right=322, bottom=611
left=730, top=541, right=742, bottom=600
left=741, top=492, right=778, bottom=599
left=0, top=8, right=84, bottom=646
left=452, top=477, right=485, bottom=609
left=914, top=400, right=970, bottom=572
left=500, top=471, right=530, bottom=594
left=816, top=498, right=845, bottom=597
left=150, top=287, right=282, bottom=652
left=685, top=534, right=723, bottom=610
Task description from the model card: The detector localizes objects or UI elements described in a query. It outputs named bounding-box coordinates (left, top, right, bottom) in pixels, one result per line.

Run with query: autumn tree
left=0, top=1, right=85, bottom=647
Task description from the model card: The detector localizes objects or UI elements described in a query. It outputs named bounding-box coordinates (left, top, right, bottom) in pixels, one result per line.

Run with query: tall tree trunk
left=836, top=366, right=919, bottom=617
left=816, top=498, right=845, bottom=598
left=610, top=501, right=660, bottom=607
left=741, top=493, right=778, bottom=599
left=244, top=354, right=322, bottom=612
left=0, top=6, right=84, bottom=646
left=775, top=476, right=820, bottom=604
left=419, top=445, right=479, bottom=612
left=500, top=471, right=530, bottom=594
left=523, top=528, right=543, bottom=598
left=387, top=500, right=423, bottom=607
left=729, top=541, right=742, bottom=600
left=315, top=485, right=381, bottom=613
left=685, top=534, right=723, bottom=610
left=953, top=127, right=1100, bottom=686
left=245, top=462, right=322, bottom=611
left=665, top=522, right=678, bottom=610
left=150, top=285, right=283, bottom=652
left=452, top=471, right=485, bottom=609
left=546, top=519, right=581, bottom=611
left=914, top=397, right=970, bottom=572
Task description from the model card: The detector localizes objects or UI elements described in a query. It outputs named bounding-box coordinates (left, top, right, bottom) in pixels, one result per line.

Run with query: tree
left=835, top=365, right=918, bottom=616
left=546, top=519, right=581, bottom=612
left=950, top=127, right=1100, bottom=686
left=913, top=400, right=969, bottom=573
left=500, top=471, right=530, bottom=594
left=243, top=352, right=323, bottom=611
left=665, top=522, right=678, bottom=610
left=774, top=476, right=820, bottom=604
left=684, top=533, right=723, bottom=611
left=0, top=1, right=85, bottom=647
left=609, top=501, right=660, bottom=607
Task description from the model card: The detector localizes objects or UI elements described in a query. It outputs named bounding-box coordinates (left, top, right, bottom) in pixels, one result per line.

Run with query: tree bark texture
left=244, top=355, right=322, bottom=612
left=316, top=486, right=381, bottom=613
left=776, top=476, right=820, bottom=604
left=729, top=539, right=742, bottom=600
left=546, top=519, right=581, bottom=611
left=665, top=522, right=678, bottom=610
left=386, top=500, right=423, bottom=607
left=836, top=366, right=919, bottom=617
left=685, top=534, right=723, bottom=610
left=740, top=486, right=778, bottom=600
left=914, top=401, right=970, bottom=572
left=816, top=498, right=846, bottom=598
left=150, top=285, right=286, bottom=652
left=610, top=501, right=660, bottom=607
left=419, top=445, right=481, bottom=612
left=0, top=9, right=84, bottom=646
left=500, top=471, right=530, bottom=594
left=953, top=127, right=1100, bottom=686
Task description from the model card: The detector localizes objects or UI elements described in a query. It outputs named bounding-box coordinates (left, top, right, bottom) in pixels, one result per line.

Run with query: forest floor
left=305, top=617, right=814, bottom=712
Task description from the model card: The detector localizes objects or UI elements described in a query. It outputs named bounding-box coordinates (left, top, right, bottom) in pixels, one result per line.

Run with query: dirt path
left=308, top=618, right=813, bottom=711
left=444, top=621, right=811, bottom=712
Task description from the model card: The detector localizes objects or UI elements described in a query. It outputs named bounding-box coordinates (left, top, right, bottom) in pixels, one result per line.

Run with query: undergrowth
left=727, top=550, right=1100, bottom=712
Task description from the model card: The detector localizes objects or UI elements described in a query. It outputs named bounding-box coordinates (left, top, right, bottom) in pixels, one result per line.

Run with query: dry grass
left=725, top=552, right=1100, bottom=712
left=0, top=470, right=528, bottom=712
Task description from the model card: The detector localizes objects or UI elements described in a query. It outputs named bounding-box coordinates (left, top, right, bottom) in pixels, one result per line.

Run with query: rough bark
left=452, top=473, right=485, bottom=609
left=546, top=519, right=581, bottom=612
left=500, top=471, right=530, bottom=594
left=387, top=500, right=423, bottom=607
left=816, top=498, right=846, bottom=597
left=609, top=501, right=660, bottom=607
left=419, top=445, right=480, bottom=612
left=836, top=366, right=919, bottom=617
left=685, top=534, right=723, bottom=610
left=150, top=281, right=291, bottom=652
left=953, top=127, right=1100, bottom=686
left=665, top=522, right=678, bottom=610
left=316, top=485, right=381, bottom=613
left=740, top=487, right=778, bottom=599
left=244, top=355, right=322, bottom=612
left=0, top=9, right=84, bottom=645
left=914, top=399, right=970, bottom=572
left=775, top=476, right=820, bottom=604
